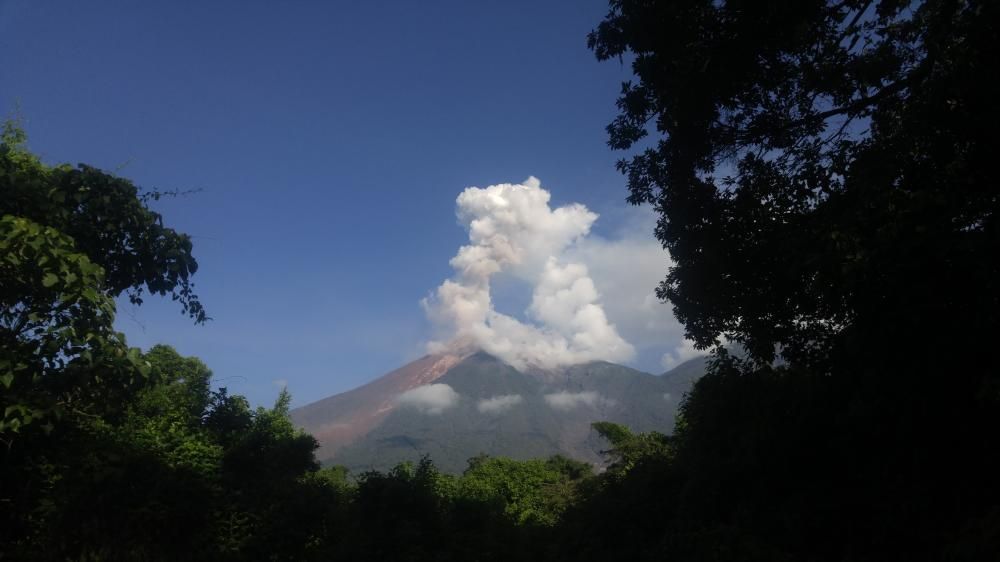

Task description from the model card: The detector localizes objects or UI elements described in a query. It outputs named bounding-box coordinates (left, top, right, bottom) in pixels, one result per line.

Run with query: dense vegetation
left=2, top=0, right=996, bottom=559
left=581, top=0, right=998, bottom=559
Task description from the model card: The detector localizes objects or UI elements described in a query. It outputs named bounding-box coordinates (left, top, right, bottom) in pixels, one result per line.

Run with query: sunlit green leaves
left=458, top=455, right=592, bottom=526
left=0, top=125, right=204, bottom=438
left=1, top=124, right=207, bottom=323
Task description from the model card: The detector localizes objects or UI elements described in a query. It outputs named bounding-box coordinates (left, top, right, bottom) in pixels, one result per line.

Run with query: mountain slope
left=290, top=353, right=466, bottom=460
left=292, top=352, right=707, bottom=473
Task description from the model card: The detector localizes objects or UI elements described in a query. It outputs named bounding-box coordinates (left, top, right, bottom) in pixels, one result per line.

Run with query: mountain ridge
left=291, top=351, right=707, bottom=472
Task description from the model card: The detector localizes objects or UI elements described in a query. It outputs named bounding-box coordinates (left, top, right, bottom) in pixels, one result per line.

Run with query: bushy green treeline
left=3, top=341, right=605, bottom=561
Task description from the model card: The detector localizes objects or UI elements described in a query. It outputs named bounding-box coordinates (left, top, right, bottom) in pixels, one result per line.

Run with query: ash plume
left=423, top=177, right=634, bottom=370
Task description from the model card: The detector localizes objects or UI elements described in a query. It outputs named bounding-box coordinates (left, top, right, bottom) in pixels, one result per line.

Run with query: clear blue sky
left=1, top=0, right=684, bottom=407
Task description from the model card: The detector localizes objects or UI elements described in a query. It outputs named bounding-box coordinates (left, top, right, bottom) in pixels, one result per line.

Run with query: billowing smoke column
left=423, top=177, right=635, bottom=370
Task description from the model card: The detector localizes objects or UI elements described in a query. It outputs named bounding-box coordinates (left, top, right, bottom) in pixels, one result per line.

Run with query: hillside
left=292, top=352, right=707, bottom=473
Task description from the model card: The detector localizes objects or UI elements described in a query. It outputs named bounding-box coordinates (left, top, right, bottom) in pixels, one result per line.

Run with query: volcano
left=290, top=352, right=706, bottom=473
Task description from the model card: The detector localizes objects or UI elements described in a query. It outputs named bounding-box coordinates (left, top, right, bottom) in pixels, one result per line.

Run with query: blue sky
left=1, top=0, right=693, bottom=406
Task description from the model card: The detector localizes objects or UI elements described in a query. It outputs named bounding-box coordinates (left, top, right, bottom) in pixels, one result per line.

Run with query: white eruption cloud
left=476, top=394, right=524, bottom=414
left=396, top=384, right=459, bottom=415
left=543, top=390, right=614, bottom=411
left=423, top=177, right=635, bottom=370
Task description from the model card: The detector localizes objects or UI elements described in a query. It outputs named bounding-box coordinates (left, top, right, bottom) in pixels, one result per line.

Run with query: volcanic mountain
left=291, top=351, right=706, bottom=473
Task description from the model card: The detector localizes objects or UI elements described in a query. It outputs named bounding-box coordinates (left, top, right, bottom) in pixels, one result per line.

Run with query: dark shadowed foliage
left=572, top=0, right=1000, bottom=559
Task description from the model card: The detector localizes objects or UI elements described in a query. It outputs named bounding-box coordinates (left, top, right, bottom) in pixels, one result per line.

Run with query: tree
left=1, top=126, right=349, bottom=561
left=586, top=1, right=999, bottom=559
left=350, top=457, right=458, bottom=560
left=1, top=122, right=207, bottom=437
left=40, top=346, right=222, bottom=561
left=1, top=121, right=205, bottom=323
left=459, top=455, right=591, bottom=526
left=0, top=125, right=209, bottom=557
left=589, top=0, right=998, bottom=368
left=590, top=421, right=669, bottom=478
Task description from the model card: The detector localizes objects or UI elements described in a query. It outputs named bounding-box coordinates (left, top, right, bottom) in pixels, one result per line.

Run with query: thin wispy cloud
left=396, top=384, right=459, bottom=415
left=476, top=394, right=524, bottom=414
left=543, top=390, right=614, bottom=411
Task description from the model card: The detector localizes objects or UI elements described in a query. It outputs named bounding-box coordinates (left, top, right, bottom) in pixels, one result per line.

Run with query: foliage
left=1, top=120, right=208, bottom=442
left=589, top=0, right=997, bottom=367
left=2, top=344, right=341, bottom=561
left=0, top=215, right=137, bottom=436
left=0, top=125, right=208, bottom=557
left=591, top=421, right=670, bottom=478
left=583, top=0, right=1000, bottom=559
left=0, top=128, right=347, bottom=560
left=1, top=122, right=205, bottom=323
left=459, top=454, right=592, bottom=525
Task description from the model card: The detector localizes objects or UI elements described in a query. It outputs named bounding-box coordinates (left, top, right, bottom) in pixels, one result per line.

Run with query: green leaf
left=0, top=373, right=13, bottom=388
left=42, top=272, right=59, bottom=287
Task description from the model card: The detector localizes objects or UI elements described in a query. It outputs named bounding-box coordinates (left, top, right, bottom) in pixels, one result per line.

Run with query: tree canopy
left=582, top=1, right=1000, bottom=559
left=1, top=122, right=207, bottom=437
left=589, top=0, right=998, bottom=368
left=1, top=122, right=205, bottom=323
left=0, top=125, right=214, bottom=558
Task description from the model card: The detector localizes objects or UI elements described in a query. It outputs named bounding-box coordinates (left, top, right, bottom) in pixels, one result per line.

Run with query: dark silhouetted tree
left=581, top=1, right=1000, bottom=559
left=589, top=0, right=997, bottom=368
